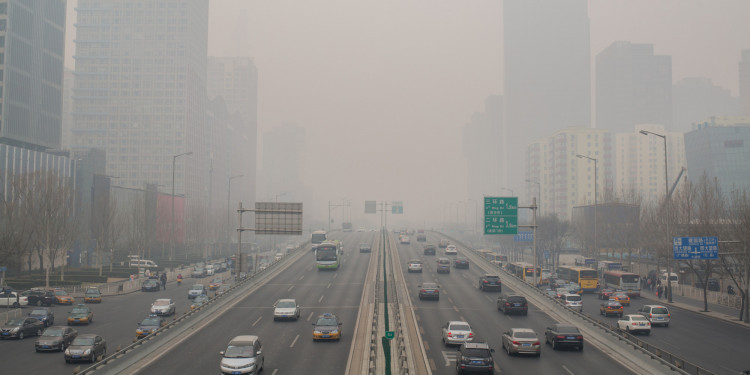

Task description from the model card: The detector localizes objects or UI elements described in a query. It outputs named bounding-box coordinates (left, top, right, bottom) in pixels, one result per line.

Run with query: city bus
left=507, top=262, right=542, bottom=284
left=315, top=241, right=341, bottom=270
left=311, top=230, right=327, bottom=251
left=603, top=270, right=641, bottom=297
left=559, top=266, right=598, bottom=292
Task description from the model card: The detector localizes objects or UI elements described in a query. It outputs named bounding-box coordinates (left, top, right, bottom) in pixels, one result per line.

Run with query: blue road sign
left=672, top=236, right=719, bottom=260
left=0, top=266, right=6, bottom=272
left=514, top=232, right=533, bottom=242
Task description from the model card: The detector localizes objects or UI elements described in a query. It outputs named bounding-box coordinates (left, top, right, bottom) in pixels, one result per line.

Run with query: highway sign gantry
left=484, top=197, right=518, bottom=235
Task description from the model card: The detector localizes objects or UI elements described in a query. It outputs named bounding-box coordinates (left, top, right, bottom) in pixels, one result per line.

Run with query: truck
left=342, top=222, right=353, bottom=232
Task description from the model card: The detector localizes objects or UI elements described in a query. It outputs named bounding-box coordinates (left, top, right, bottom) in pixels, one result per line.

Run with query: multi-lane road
left=2, top=230, right=749, bottom=374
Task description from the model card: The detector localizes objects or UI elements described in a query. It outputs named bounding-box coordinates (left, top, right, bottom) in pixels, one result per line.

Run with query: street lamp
left=227, top=174, right=244, bottom=256
left=501, top=187, right=515, bottom=196
left=640, top=129, right=673, bottom=303
left=576, top=154, right=598, bottom=275
left=171, top=151, right=192, bottom=262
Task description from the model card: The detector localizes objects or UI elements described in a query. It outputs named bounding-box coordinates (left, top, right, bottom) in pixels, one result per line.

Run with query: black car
left=544, top=323, right=584, bottom=351
left=35, top=326, right=78, bottom=352
left=64, top=334, right=107, bottom=363
left=454, top=258, right=470, bottom=269
left=136, top=315, right=166, bottom=339
left=478, top=275, right=502, bottom=292
left=423, top=245, right=436, bottom=256
left=456, top=342, right=495, bottom=374
left=418, top=282, right=440, bottom=300
left=141, top=279, right=160, bottom=292
left=497, top=294, right=528, bottom=315
left=359, top=243, right=371, bottom=253
left=21, top=289, right=57, bottom=307
left=28, top=307, right=55, bottom=327
left=0, top=317, right=45, bottom=340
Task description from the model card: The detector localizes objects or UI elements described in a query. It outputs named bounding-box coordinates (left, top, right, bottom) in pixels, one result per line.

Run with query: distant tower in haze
left=463, top=95, right=503, bottom=204
left=503, top=0, right=591, bottom=198
left=596, top=41, right=672, bottom=133
left=740, top=49, right=750, bottom=115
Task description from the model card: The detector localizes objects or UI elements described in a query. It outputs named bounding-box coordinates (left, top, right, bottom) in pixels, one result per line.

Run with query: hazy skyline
left=64, top=0, right=750, bottom=227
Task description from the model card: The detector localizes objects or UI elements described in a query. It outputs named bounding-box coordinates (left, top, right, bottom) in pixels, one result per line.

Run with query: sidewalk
left=640, top=285, right=750, bottom=328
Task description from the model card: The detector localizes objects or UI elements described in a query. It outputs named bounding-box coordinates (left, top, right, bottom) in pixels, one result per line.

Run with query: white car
left=563, top=293, right=583, bottom=312
left=0, top=291, right=28, bottom=308
left=445, top=245, right=458, bottom=256
left=441, top=320, right=474, bottom=346
left=274, top=253, right=284, bottom=261
left=273, top=299, right=300, bottom=321
left=150, top=298, right=176, bottom=316
left=617, top=314, right=651, bottom=335
left=407, top=259, right=423, bottom=273
left=400, top=236, right=411, bottom=244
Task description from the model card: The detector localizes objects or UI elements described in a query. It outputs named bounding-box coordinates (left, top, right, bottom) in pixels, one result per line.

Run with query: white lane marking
left=485, top=295, right=493, bottom=303
left=318, top=295, right=324, bottom=303
left=562, top=365, right=574, bottom=375
left=327, top=282, right=332, bottom=289
left=299, top=275, right=305, bottom=281
left=252, top=316, right=262, bottom=326
left=272, top=370, right=278, bottom=375
left=287, top=285, right=294, bottom=292
left=442, top=351, right=458, bottom=366
left=290, top=334, right=300, bottom=348
left=333, top=273, right=338, bottom=279
left=307, top=311, right=314, bottom=321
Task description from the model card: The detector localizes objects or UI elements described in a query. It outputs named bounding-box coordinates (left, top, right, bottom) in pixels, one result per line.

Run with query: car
left=438, top=239, right=449, bottom=248
left=597, top=288, right=616, bottom=300
left=273, top=298, right=301, bottom=321
left=205, top=264, right=216, bottom=276
left=215, top=284, right=231, bottom=297
left=617, top=314, right=651, bottom=335
left=21, top=289, right=56, bottom=306
left=191, top=295, right=210, bottom=310
left=501, top=328, right=541, bottom=356
left=599, top=301, right=624, bottom=317
left=497, top=294, right=528, bottom=315
left=150, top=298, right=176, bottom=316
left=35, top=326, right=78, bottom=352
left=445, top=245, right=458, bottom=255
left=64, top=333, right=106, bottom=363
left=417, top=233, right=426, bottom=242
left=52, top=289, right=75, bottom=305
left=209, top=277, right=224, bottom=291
left=455, top=342, right=495, bottom=374
left=566, top=283, right=583, bottom=295
left=219, top=335, right=265, bottom=375
left=454, top=258, right=470, bottom=269
left=637, top=305, right=671, bottom=327
left=188, top=284, right=207, bottom=299
left=544, top=324, right=584, bottom=351
left=442, top=320, right=474, bottom=346
left=400, top=236, right=411, bottom=244
left=544, top=289, right=558, bottom=298
left=550, top=279, right=568, bottom=290
left=84, top=288, right=102, bottom=303
left=407, top=259, right=423, bottom=273
left=0, top=317, right=44, bottom=339
left=359, top=243, right=372, bottom=253
left=141, top=279, right=161, bottom=292
left=67, top=304, right=94, bottom=325
left=357, top=227, right=366, bottom=232
left=436, top=258, right=451, bottom=273
left=611, top=292, right=630, bottom=306
left=554, top=288, right=569, bottom=299
left=562, top=294, right=583, bottom=312
left=418, top=282, right=440, bottom=300
left=312, top=313, right=342, bottom=341
left=192, top=267, right=206, bottom=278
left=479, top=275, right=502, bottom=292
left=423, top=244, right=436, bottom=256
left=136, top=315, right=167, bottom=339
left=28, top=307, right=55, bottom=327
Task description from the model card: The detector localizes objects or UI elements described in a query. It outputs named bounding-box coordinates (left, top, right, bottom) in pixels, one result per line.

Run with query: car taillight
left=420, top=289, right=426, bottom=293
left=505, top=302, right=511, bottom=307
left=668, top=314, right=671, bottom=317
left=556, top=335, right=565, bottom=339
left=632, top=322, right=637, bottom=326
left=533, top=341, right=540, bottom=346
left=468, top=332, right=474, bottom=338
left=483, top=280, right=488, bottom=283
left=648, top=313, right=652, bottom=318
left=512, top=340, right=520, bottom=345
left=646, top=322, right=651, bottom=326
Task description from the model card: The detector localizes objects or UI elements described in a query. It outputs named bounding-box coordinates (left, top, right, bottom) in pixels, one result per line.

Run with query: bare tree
left=535, top=214, right=570, bottom=271
left=91, top=193, right=122, bottom=276
left=724, top=187, right=750, bottom=321
left=124, top=195, right=152, bottom=263
left=0, top=174, right=36, bottom=270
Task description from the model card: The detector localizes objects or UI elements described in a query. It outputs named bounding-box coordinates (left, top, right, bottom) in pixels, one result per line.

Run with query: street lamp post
left=640, top=130, right=673, bottom=303
left=171, top=151, right=192, bottom=262
left=501, top=187, right=515, bottom=196
left=526, top=179, right=541, bottom=215
left=227, top=174, right=244, bottom=257
left=576, top=154, right=598, bottom=276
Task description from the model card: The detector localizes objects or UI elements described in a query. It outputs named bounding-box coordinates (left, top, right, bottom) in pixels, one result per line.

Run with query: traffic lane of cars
left=580, top=292, right=750, bottom=375
left=400, top=239, right=632, bottom=375
left=138, top=233, right=371, bottom=375
left=0, top=278, right=196, bottom=374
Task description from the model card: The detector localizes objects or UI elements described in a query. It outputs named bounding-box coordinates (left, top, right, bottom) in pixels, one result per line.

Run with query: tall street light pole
left=227, top=174, right=244, bottom=257
left=526, top=179, right=541, bottom=215
left=171, top=151, right=192, bottom=262
left=640, top=130, right=673, bottom=303
left=501, top=187, right=515, bottom=196
left=576, top=154, right=598, bottom=278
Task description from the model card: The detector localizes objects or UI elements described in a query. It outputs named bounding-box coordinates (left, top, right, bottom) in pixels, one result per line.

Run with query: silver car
left=150, top=298, right=176, bottom=316
left=501, top=328, right=541, bottom=356
left=219, top=335, right=264, bottom=375
left=441, top=320, right=474, bottom=346
left=273, top=299, right=300, bottom=321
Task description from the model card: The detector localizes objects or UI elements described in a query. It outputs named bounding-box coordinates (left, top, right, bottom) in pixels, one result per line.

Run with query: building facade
left=740, top=50, right=750, bottom=116
left=462, top=95, right=503, bottom=206
left=684, top=117, right=750, bottom=191
left=672, top=77, right=738, bottom=133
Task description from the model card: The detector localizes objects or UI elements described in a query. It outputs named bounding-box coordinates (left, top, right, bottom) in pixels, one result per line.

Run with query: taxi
left=53, top=289, right=75, bottom=305
left=67, top=304, right=94, bottom=325
left=312, top=313, right=342, bottom=341
left=84, top=287, right=102, bottom=303
left=611, top=292, right=631, bottom=306
left=136, top=314, right=167, bottom=339
left=208, top=277, right=223, bottom=291
left=599, top=300, right=624, bottom=317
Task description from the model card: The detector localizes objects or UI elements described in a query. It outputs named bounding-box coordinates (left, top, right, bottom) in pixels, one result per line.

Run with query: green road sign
left=385, top=331, right=395, bottom=339
left=484, top=197, right=518, bottom=235
left=392, top=201, right=403, bottom=214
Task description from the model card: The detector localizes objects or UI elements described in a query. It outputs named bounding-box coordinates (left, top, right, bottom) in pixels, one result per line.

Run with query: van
left=436, top=258, right=451, bottom=274
left=563, top=294, right=583, bottom=312
left=129, top=259, right=158, bottom=268
left=638, top=304, right=670, bottom=327
left=205, top=264, right=215, bottom=276
left=660, top=272, right=678, bottom=288
left=219, top=335, right=264, bottom=374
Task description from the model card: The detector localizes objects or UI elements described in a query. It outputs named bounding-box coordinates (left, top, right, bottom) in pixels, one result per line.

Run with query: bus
left=603, top=270, right=641, bottom=297
left=311, top=231, right=327, bottom=251
left=315, top=241, right=341, bottom=270
left=563, top=267, right=598, bottom=293
left=507, top=262, right=542, bottom=284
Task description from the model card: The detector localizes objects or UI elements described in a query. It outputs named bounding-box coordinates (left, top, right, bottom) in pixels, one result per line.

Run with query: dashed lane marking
left=252, top=316, right=262, bottom=326
left=290, top=334, right=300, bottom=348
left=442, top=351, right=458, bottom=366
left=318, top=295, right=324, bottom=303
left=306, top=311, right=314, bottom=321
left=429, top=359, right=437, bottom=371
left=327, top=282, right=332, bottom=289
left=287, top=285, right=294, bottom=292
left=562, top=365, right=574, bottom=375
left=299, top=275, right=305, bottom=281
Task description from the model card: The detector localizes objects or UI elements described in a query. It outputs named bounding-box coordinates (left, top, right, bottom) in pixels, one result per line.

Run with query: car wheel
left=506, top=343, right=512, bottom=356
left=12, top=302, right=20, bottom=308
left=19, top=331, right=24, bottom=340
left=579, top=344, right=584, bottom=351
left=664, top=323, right=669, bottom=327
left=552, top=339, right=557, bottom=350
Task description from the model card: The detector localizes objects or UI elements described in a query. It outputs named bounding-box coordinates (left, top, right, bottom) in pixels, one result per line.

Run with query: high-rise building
left=596, top=41, right=672, bottom=133
left=70, top=0, right=209, bottom=204
left=614, top=124, right=686, bottom=202
left=61, top=68, right=75, bottom=149
left=684, top=117, right=750, bottom=191
left=0, top=0, right=67, bottom=151
left=673, top=77, right=738, bottom=133
left=740, top=50, right=750, bottom=116
left=504, top=0, right=591, bottom=199
left=526, top=127, right=612, bottom=220
left=463, top=95, right=503, bottom=204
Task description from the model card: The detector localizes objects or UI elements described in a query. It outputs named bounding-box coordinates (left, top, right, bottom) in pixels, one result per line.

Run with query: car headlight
left=84, top=349, right=92, bottom=355
left=136, top=329, right=143, bottom=334
left=331, top=329, right=339, bottom=334
left=65, top=348, right=70, bottom=355
left=313, top=330, right=321, bottom=334
left=11, top=328, right=19, bottom=333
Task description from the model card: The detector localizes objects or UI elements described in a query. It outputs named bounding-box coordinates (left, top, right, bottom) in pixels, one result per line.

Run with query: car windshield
left=507, top=296, right=525, bottom=302
left=71, top=308, right=88, bottom=314
left=631, top=315, right=649, bottom=321
left=72, top=338, right=94, bottom=346
left=55, top=290, right=68, bottom=296
left=6, top=319, right=24, bottom=326
left=422, top=283, right=437, bottom=289
left=450, top=323, right=470, bottom=331
left=464, top=348, right=490, bottom=357
left=277, top=301, right=296, bottom=308
left=566, top=295, right=582, bottom=301
left=30, top=309, right=48, bottom=315
left=316, top=317, right=338, bottom=326
left=555, top=326, right=580, bottom=334
left=154, top=300, right=170, bottom=306
left=140, top=318, right=161, bottom=326
left=191, top=285, right=203, bottom=290
left=410, top=260, right=422, bottom=264
left=485, top=276, right=499, bottom=280
left=42, top=327, right=65, bottom=336
left=652, top=307, right=669, bottom=314
left=606, top=302, right=621, bottom=307
left=86, top=289, right=100, bottom=294
left=513, top=331, right=536, bottom=339
left=224, top=345, right=254, bottom=358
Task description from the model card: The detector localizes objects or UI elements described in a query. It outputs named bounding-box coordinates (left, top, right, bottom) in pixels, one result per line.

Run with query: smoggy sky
left=64, top=1, right=750, bottom=227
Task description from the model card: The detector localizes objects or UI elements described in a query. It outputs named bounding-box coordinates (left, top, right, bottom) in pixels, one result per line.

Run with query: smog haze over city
left=63, top=0, right=750, bottom=229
